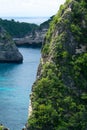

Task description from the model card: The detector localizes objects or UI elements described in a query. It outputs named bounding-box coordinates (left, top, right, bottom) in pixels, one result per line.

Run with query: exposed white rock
left=75, top=45, right=86, bottom=54
left=13, top=29, right=48, bottom=46
left=28, top=100, right=32, bottom=117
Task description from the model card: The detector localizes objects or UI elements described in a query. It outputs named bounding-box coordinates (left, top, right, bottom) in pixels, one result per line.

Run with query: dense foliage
left=39, top=16, right=54, bottom=30
left=28, top=0, right=87, bottom=130
left=0, top=19, right=38, bottom=38
left=0, top=17, right=53, bottom=38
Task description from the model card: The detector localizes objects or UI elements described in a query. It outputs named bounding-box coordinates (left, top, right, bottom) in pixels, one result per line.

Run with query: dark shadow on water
left=16, top=42, right=42, bottom=48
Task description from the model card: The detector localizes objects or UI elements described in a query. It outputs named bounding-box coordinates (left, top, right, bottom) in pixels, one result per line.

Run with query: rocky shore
left=13, top=28, right=48, bottom=47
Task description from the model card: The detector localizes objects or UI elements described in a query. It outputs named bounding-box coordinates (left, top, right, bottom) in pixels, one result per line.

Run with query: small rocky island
left=0, top=26, right=23, bottom=63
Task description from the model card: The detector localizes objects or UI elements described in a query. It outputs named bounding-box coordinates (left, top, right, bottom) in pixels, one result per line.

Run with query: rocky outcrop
left=0, top=17, right=53, bottom=47
left=13, top=17, right=53, bottom=47
left=0, top=124, right=9, bottom=130
left=27, top=0, right=87, bottom=130
left=13, top=29, right=48, bottom=47
left=0, top=27, right=23, bottom=63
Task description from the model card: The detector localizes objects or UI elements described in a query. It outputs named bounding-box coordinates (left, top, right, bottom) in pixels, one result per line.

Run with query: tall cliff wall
left=27, top=0, right=87, bottom=130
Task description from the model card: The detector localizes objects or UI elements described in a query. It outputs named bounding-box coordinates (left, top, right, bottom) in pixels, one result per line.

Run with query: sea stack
left=0, top=26, right=23, bottom=63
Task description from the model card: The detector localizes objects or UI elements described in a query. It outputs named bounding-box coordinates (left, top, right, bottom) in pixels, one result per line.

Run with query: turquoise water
left=0, top=47, right=41, bottom=130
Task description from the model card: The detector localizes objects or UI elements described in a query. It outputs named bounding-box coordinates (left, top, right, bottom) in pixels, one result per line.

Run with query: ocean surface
left=1, top=16, right=50, bottom=25
left=0, top=47, right=41, bottom=130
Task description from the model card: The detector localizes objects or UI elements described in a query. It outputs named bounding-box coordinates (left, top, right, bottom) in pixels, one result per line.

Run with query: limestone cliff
left=0, top=17, right=53, bottom=47
left=13, top=28, right=47, bottom=47
left=0, top=27, right=23, bottom=63
left=13, top=17, right=53, bottom=47
left=27, top=0, right=87, bottom=130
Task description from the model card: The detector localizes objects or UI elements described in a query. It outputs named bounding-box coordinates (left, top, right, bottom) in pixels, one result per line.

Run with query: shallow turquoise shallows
left=0, top=47, right=41, bottom=130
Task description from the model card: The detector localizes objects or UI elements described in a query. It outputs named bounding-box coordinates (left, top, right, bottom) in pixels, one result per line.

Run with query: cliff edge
left=27, top=0, right=87, bottom=130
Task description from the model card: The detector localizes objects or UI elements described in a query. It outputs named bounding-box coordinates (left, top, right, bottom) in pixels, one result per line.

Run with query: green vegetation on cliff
left=0, top=26, right=23, bottom=63
left=0, top=17, right=53, bottom=38
left=0, top=126, right=3, bottom=130
left=39, top=16, right=54, bottom=30
left=0, top=19, right=38, bottom=38
left=27, top=0, right=87, bottom=130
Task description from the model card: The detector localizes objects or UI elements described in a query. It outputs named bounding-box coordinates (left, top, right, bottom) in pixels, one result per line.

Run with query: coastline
left=28, top=99, right=32, bottom=117
left=0, top=16, right=50, bottom=25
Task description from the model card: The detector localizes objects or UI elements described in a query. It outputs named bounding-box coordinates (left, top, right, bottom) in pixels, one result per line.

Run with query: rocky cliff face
left=27, top=0, right=87, bottom=130
left=13, top=17, right=53, bottom=47
left=13, top=28, right=48, bottom=47
left=0, top=27, right=23, bottom=63
left=0, top=17, right=53, bottom=47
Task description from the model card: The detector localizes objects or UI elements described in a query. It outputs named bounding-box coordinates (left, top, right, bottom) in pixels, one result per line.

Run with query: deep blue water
left=0, top=47, right=41, bottom=130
